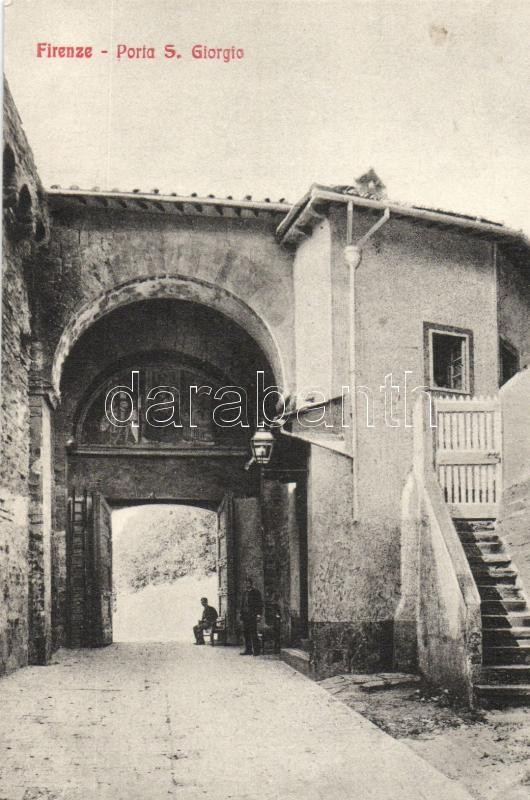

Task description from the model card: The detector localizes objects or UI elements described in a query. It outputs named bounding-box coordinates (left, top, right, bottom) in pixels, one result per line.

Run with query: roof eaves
left=45, top=187, right=292, bottom=217
left=276, top=184, right=529, bottom=251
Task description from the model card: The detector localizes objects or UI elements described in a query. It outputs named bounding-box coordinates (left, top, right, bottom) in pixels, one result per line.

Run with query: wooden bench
left=207, top=616, right=227, bottom=646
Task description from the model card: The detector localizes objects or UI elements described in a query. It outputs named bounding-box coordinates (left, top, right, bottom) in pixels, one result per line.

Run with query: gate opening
left=112, top=504, right=217, bottom=642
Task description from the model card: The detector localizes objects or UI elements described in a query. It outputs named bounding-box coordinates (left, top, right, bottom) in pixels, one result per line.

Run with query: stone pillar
left=262, top=479, right=291, bottom=635
left=27, top=371, right=55, bottom=665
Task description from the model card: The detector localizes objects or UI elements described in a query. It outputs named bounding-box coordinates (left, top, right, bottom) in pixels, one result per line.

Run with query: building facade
left=2, top=81, right=529, bottom=702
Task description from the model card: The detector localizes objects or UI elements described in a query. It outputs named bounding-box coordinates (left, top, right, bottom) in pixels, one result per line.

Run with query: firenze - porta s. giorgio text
left=35, top=43, right=245, bottom=62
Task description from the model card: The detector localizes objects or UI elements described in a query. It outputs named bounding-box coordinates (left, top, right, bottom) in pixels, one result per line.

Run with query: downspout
left=492, top=241, right=499, bottom=384
left=344, top=206, right=390, bottom=522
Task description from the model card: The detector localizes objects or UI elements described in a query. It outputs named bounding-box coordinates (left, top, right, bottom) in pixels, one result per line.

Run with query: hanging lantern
left=250, top=428, right=274, bottom=465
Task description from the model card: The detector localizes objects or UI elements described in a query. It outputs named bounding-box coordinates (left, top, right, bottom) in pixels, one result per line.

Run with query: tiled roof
left=46, top=186, right=291, bottom=221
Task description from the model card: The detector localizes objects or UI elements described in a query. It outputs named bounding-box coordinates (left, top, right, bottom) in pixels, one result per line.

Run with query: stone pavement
left=0, top=643, right=473, bottom=800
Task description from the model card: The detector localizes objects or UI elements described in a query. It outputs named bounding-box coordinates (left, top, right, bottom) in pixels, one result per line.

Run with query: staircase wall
left=396, top=395, right=482, bottom=704
left=497, top=369, right=530, bottom=598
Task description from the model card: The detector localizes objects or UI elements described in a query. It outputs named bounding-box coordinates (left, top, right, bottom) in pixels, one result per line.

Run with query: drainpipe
left=344, top=205, right=390, bottom=522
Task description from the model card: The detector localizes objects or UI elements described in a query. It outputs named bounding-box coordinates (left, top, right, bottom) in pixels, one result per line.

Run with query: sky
left=3, top=0, right=529, bottom=233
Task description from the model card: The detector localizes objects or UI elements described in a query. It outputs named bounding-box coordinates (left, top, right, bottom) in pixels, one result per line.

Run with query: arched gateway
left=55, top=296, right=308, bottom=649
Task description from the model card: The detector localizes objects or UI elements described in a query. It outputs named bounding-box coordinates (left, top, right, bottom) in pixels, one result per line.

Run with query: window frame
left=423, top=322, right=474, bottom=396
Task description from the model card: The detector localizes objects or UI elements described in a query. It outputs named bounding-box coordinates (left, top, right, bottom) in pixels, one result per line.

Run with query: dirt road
left=0, top=644, right=473, bottom=799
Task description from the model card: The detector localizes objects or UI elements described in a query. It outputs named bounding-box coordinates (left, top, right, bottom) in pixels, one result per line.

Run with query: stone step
left=483, top=645, right=530, bottom=665
left=481, top=599, right=527, bottom=613
left=483, top=627, right=530, bottom=644
left=478, top=584, right=524, bottom=600
left=468, top=553, right=512, bottom=567
left=475, top=542, right=503, bottom=554
left=455, top=519, right=496, bottom=533
left=482, top=614, right=530, bottom=628
left=472, top=568, right=517, bottom=584
left=475, top=684, right=530, bottom=705
left=280, top=647, right=312, bottom=678
left=481, top=664, right=530, bottom=683
left=463, top=539, right=502, bottom=552
left=455, top=518, right=530, bottom=703
left=458, top=531, right=499, bottom=544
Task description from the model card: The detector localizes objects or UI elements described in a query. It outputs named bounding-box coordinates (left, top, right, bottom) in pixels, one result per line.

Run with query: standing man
left=240, top=577, right=263, bottom=656
left=193, top=597, right=218, bottom=645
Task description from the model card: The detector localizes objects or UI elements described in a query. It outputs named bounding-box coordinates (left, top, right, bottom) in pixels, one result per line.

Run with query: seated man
left=193, top=597, right=218, bottom=645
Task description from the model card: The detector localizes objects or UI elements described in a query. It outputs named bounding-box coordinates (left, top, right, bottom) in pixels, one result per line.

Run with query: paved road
left=0, top=643, right=473, bottom=800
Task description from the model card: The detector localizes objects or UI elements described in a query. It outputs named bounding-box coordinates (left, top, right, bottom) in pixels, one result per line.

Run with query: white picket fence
left=434, top=395, right=502, bottom=519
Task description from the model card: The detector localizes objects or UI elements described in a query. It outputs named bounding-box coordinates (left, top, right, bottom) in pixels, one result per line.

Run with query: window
left=424, top=323, right=473, bottom=394
left=499, top=338, right=519, bottom=386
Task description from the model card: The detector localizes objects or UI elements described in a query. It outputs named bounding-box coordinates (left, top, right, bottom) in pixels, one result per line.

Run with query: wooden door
left=89, top=494, right=113, bottom=646
left=217, top=492, right=235, bottom=640
left=67, top=489, right=113, bottom=647
left=66, top=488, right=90, bottom=647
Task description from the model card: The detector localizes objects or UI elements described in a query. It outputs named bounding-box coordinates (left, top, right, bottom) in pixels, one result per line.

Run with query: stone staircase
left=455, top=519, right=530, bottom=705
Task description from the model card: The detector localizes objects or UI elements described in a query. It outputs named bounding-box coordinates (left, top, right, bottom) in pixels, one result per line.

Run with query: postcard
left=1, top=2, right=529, bottom=798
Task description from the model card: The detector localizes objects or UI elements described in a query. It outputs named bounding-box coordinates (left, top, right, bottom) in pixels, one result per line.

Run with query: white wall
left=293, top=220, right=333, bottom=401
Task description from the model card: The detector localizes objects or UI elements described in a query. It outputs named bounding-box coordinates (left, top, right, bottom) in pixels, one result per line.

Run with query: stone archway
left=53, top=296, right=279, bottom=651
left=51, top=275, right=288, bottom=398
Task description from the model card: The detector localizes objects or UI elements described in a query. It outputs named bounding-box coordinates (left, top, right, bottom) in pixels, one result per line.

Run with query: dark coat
left=241, top=586, right=263, bottom=620
left=201, top=605, right=218, bottom=628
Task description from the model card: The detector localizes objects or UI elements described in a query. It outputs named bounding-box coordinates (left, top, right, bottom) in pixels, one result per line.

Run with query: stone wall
left=43, top=199, right=295, bottom=397
left=1, top=81, right=50, bottom=674
left=0, top=218, right=31, bottom=675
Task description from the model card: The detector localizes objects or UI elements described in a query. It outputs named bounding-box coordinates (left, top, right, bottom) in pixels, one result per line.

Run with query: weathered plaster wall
left=395, top=395, right=482, bottom=703
left=293, top=219, right=333, bottom=398
left=341, top=210, right=499, bottom=518
left=498, top=249, right=530, bottom=368
left=498, top=369, right=530, bottom=596
left=417, top=505, right=482, bottom=704
left=305, top=445, right=393, bottom=678
left=292, top=208, right=499, bottom=674
left=332, top=209, right=496, bottom=622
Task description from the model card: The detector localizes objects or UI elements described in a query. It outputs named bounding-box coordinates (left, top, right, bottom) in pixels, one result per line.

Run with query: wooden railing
left=434, top=395, right=502, bottom=519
